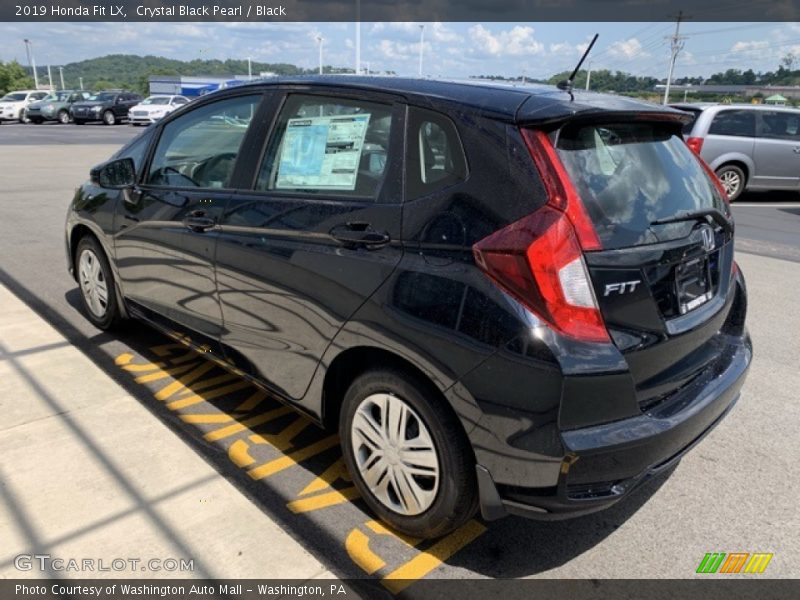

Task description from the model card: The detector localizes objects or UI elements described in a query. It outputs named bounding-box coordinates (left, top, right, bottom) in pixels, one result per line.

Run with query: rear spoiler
left=515, top=95, right=693, bottom=129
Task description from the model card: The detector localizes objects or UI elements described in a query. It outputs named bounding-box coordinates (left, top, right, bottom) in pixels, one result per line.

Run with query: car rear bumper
left=476, top=330, right=752, bottom=520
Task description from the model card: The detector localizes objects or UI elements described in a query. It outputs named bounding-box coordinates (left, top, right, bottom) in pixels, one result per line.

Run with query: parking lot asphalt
left=0, top=127, right=798, bottom=585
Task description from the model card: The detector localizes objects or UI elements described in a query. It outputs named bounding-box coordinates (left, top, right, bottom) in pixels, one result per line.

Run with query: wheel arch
left=320, top=345, right=467, bottom=437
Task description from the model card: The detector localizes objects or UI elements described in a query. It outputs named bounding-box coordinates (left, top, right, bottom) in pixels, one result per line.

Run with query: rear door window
left=556, top=122, right=727, bottom=249
left=255, top=94, right=393, bottom=199
left=708, top=110, right=756, bottom=137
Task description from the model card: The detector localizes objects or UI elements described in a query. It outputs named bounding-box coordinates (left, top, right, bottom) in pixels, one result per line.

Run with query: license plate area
left=675, top=256, right=712, bottom=315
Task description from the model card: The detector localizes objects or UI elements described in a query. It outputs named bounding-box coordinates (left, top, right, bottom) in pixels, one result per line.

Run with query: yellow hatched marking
left=154, top=361, right=217, bottom=398
left=166, top=380, right=252, bottom=410
left=247, top=435, right=339, bottom=480
left=204, top=406, right=292, bottom=442
left=180, top=414, right=234, bottom=424
left=287, top=487, right=361, bottom=514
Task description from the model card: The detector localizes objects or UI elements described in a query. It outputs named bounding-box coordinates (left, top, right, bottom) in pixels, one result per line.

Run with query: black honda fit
left=66, top=77, right=751, bottom=538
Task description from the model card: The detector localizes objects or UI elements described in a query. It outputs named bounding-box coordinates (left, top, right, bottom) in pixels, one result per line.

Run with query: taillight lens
left=472, top=129, right=609, bottom=343
left=686, top=136, right=704, bottom=155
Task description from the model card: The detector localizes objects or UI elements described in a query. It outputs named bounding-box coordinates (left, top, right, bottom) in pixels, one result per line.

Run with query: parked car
left=0, top=89, right=49, bottom=124
left=128, top=94, right=190, bottom=126
left=70, top=90, right=142, bottom=125
left=26, top=90, right=93, bottom=124
left=66, top=77, right=751, bottom=539
left=673, top=102, right=800, bottom=201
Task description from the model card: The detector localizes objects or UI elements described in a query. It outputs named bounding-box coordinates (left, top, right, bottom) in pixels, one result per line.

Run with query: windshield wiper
left=651, top=207, right=733, bottom=235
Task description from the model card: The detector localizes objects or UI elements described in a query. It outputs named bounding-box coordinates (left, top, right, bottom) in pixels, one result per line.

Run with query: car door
left=114, top=92, right=264, bottom=346
left=214, top=89, right=405, bottom=401
left=752, top=109, right=800, bottom=189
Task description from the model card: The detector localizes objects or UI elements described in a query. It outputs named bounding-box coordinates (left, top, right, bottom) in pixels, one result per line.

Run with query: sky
left=2, top=21, right=800, bottom=80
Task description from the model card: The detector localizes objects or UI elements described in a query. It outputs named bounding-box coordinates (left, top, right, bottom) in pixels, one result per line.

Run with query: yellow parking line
left=203, top=406, right=292, bottom=442
left=287, top=488, right=361, bottom=514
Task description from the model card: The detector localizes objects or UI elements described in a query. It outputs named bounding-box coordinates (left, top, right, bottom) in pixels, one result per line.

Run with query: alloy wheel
left=350, top=392, right=440, bottom=516
left=718, top=170, right=741, bottom=197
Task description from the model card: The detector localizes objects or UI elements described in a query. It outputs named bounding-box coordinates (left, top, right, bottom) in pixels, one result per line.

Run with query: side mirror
left=90, top=157, right=136, bottom=189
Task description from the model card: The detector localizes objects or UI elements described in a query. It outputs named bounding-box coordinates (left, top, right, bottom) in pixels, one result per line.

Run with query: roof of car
left=227, top=75, right=687, bottom=125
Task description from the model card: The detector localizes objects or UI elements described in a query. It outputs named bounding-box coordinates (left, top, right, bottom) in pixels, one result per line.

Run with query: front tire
left=716, top=164, right=746, bottom=202
left=339, top=368, right=478, bottom=538
left=18, top=109, right=29, bottom=123
left=75, top=236, right=122, bottom=330
left=58, top=110, right=70, bottom=124
left=103, top=110, right=116, bottom=125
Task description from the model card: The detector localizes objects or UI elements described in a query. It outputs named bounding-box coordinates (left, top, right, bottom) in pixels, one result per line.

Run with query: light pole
left=79, top=77, right=84, bottom=91
left=247, top=56, right=252, bottom=80
left=47, top=64, right=53, bottom=90
left=355, top=0, right=361, bottom=75
left=23, top=39, right=39, bottom=89
left=317, top=36, right=324, bottom=75
left=585, top=61, right=592, bottom=91
left=418, top=25, right=425, bottom=77
left=59, top=66, right=65, bottom=90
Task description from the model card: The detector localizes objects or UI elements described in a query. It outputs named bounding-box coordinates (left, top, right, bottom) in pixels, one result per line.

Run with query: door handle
left=330, top=222, right=390, bottom=249
left=183, top=210, right=215, bottom=233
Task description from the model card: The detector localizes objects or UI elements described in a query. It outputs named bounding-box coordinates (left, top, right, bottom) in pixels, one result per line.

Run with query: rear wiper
left=651, top=207, right=733, bottom=235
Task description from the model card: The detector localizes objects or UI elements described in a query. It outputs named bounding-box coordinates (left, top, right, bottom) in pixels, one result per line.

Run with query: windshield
left=142, top=97, right=171, bottom=105
left=2, top=93, right=28, bottom=102
left=88, top=93, right=116, bottom=102
left=556, top=122, right=727, bottom=249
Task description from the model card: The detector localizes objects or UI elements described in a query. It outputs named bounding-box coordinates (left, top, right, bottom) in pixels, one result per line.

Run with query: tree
left=0, top=61, right=35, bottom=95
left=781, top=52, right=796, bottom=71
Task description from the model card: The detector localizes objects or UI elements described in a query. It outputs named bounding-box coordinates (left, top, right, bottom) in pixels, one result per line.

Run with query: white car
left=128, top=95, right=190, bottom=125
left=0, top=90, right=49, bottom=123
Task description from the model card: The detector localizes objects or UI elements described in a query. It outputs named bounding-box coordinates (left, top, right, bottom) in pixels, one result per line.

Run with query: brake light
left=471, top=129, right=609, bottom=343
left=686, top=136, right=704, bottom=155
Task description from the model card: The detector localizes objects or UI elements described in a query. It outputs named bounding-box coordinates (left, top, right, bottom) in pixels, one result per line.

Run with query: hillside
left=55, top=54, right=314, bottom=93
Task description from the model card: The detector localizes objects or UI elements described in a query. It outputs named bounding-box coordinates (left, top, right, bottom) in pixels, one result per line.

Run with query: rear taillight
left=686, top=136, right=704, bottom=155
left=472, top=129, right=609, bottom=343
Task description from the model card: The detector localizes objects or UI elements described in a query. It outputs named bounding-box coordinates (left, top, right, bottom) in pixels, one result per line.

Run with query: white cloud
left=731, top=40, right=769, bottom=53
left=607, top=38, right=647, bottom=59
left=468, top=25, right=544, bottom=57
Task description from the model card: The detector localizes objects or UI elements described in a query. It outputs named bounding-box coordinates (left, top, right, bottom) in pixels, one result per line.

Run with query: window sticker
left=276, top=113, right=371, bottom=191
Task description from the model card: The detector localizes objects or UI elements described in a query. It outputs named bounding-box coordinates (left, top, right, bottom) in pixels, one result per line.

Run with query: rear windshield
left=556, top=122, right=726, bottom=249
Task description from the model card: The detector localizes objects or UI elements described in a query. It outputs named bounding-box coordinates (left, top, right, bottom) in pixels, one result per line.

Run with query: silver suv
left=673, top=102, right=800, bottom=201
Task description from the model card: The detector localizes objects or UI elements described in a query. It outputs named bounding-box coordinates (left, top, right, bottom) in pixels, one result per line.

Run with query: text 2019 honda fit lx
left=65, top=77, right=751, bottom=538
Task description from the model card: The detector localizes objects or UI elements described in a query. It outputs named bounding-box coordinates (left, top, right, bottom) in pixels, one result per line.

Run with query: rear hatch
left=554, top=119, right=735, bottom=409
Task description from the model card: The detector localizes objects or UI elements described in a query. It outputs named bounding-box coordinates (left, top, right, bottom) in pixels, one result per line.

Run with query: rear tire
left=339, top=367, right=478, bottom=539
left=715, top=164, right=746, bottom=202
left=75, top=236, right=123, bottom=330
left=18, top=109, right=29, bottom=123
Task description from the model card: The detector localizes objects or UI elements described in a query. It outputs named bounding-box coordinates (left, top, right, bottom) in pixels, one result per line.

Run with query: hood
left=132, top=103, right=170, bottom=112
left=0, top=100, right=25, bottom=108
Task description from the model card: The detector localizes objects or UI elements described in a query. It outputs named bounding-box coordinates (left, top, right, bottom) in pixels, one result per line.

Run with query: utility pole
left=79, top=76, right=83, bottom=90
left=663, top=11, right=689, bottom=105
left=585, top=60, right=592, bottom=91
left=247, top=56, right=252, bottom=80
left=59, top=66, right=65, bottom=90
left=47, top=64, right=53, bottom=90
left=317, top=36, right=323, bottom=75
left=418, top=25, right=425, bottom=77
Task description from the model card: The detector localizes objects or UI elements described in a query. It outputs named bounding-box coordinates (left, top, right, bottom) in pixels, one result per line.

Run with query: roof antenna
left=557, top=33, right=599, bottom=101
